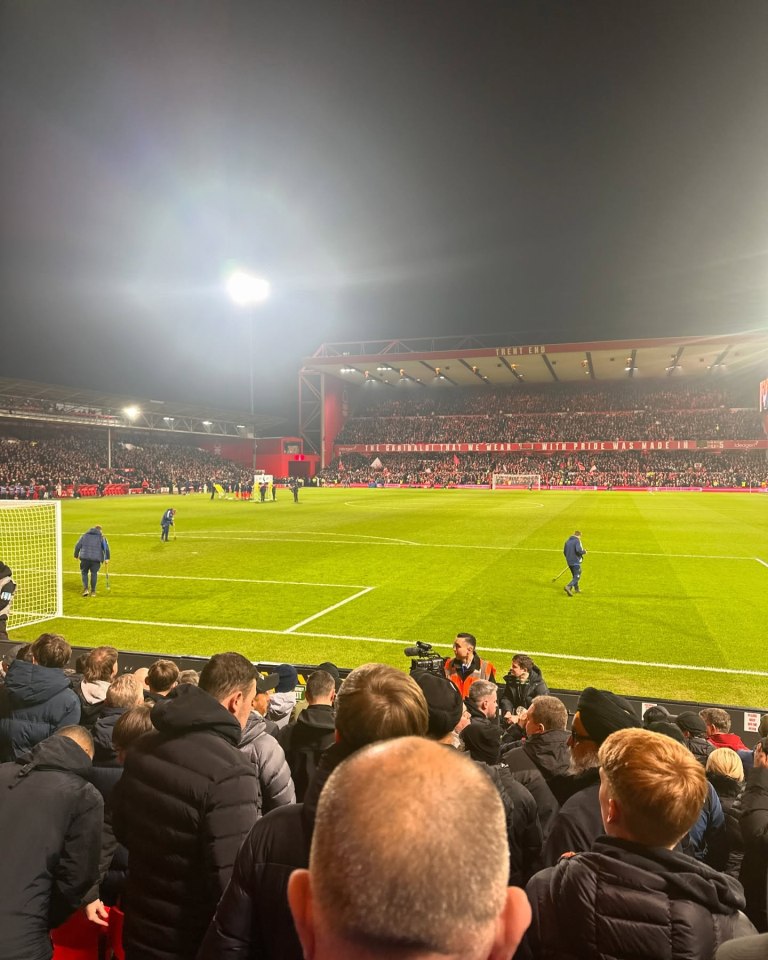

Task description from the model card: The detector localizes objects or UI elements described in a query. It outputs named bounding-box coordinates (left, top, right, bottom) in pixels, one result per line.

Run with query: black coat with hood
left=0, top=735, right=103, bottom=960
left=0, top=659, right=81, bottom=761
left=277, top=702, right=335, bottom=802
left=500, top=664, right=549, bottom=718
left=504, top=728, right=571, bottom=781
left=525, top=836, right=757, bottom=960
left=111, top=683, right=260, bottom=960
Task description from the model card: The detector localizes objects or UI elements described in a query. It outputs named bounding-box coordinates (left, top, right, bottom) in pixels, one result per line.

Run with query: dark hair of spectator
left=32, top=633, right=72, bottom=669
left=512, top=654, right=535, bottom=674
left=642, top=705, right=671, bottom=728
left=147, top=659, right=180, bottom=693
left=113, top=704, right=154, bottom=753
left=199, top=652, right=258, bottom=701
left=83, top=645, right=119, bottom=682
left=305, top=669, right=336, bottom=702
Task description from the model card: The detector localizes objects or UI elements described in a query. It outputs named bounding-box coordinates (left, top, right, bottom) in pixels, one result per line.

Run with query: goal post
left=491, top=473, right=542, bottom=490
left=0, top=501, right=63, bottom=631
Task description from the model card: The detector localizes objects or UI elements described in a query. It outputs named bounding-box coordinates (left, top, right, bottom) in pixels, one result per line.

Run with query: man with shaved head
left=288, top=737, right=531, bottom=960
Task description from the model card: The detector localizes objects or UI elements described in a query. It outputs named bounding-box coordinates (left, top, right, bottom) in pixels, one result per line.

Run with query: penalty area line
left=283, top=586, right=375, bottom=634
left=62, top=570, right=370, bottom=589
left=756, top=557, right=768, bottom=570
left=58, top=615, right=768, bottom=678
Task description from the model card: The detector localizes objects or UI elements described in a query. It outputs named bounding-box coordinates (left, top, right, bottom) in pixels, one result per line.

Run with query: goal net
left=0, top=501, right=63, bottom=632
left=491, top=473, right=542, bottom=490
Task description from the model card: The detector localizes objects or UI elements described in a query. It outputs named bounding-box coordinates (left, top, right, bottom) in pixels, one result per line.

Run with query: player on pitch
left=563, top=529, right=586, bottom=596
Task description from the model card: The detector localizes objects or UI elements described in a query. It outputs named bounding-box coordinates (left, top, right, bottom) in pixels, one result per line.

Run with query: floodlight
left=226, top=271, right=271, bottom=306
left=123, top=406, right=140, bottom=420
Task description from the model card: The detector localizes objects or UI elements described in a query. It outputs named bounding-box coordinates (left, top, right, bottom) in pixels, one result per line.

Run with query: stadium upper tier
left=334, top=382, right=764, bottom=445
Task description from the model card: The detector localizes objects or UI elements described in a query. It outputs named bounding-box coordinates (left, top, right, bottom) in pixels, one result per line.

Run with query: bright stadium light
left=123, top=405, right=140, bottom=420
left=226, top=271, right=271, bottom=306
left=226, top=269, right=271, bottom=421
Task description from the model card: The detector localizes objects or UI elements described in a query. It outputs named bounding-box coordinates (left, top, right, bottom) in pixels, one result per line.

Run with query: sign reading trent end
left=496, top=345, right=546, bottom=356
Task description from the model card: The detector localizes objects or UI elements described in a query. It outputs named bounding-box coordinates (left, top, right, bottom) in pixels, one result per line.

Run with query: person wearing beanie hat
left=542, top=686, right=642, bottom=866
left=648, top=720, right=686, bottom=745
left=412, top=672, right=465, bottom=742
left=676, top=711, right=715, bottom=767
left=267, top=664, right=299, bottom=731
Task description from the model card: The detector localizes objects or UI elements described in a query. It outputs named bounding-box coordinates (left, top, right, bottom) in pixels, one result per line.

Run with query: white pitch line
left=756, top=557, right=768, bottom=569
left=62, top=571, right=369, bottom=589
left=283, top=586, right=375, bottom=634
left=54, top=615, right=768, bottom=678
left=64, top=529, right=761, bottom=561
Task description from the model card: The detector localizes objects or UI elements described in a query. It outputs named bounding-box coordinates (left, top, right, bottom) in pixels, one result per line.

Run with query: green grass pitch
left=9, top=488, right=768, bottom=708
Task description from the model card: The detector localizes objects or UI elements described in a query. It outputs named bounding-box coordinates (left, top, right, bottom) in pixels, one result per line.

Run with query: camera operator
left=444, top=632, right=496, bottom=698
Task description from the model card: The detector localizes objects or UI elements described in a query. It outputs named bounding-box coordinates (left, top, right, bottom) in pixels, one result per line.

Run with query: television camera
left=404, top=641, right=445, bottom=677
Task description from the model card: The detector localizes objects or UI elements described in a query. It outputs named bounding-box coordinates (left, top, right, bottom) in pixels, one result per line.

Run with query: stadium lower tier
left=320, top=450, right=768, bottom=488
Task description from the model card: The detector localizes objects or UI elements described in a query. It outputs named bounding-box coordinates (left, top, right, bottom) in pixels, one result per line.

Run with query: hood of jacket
left=239, top=709, right=268, bottom=748
left=267, top=690, right=297, bottom=722
left=9, top=733, right=92, bottom=788
left=92, top=706, right=125, bottom=757
left=4, top=659, right=73, bottom=707
left=150, top=682, right=242, bottom=747
left=295, top=703, right=336, bottom=733
left=79, top=678, right=111, bottom=705
left=563, top=837, right=748, bottom=915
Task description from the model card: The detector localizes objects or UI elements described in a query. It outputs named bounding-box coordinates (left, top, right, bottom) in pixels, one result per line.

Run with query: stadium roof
left=0, top=377, right=285, bottom=438
left=303, top=332, right=768, bottom=388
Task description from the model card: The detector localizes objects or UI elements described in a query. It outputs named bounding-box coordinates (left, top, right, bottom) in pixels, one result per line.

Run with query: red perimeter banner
left=336, top=440, right=768, bottom=454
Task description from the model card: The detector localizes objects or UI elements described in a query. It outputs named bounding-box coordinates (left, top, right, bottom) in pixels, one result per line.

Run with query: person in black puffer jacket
left=734, top=741, right=768, bottom=933
left=111, top=653, right=261, bottom=960
left=676, top=710, right=715, bottom=766
left=0, top=726, right=103, bottom=960
left=504, top=695, right=571, bottom=781
left=500, top=655, right=549, bottom=743
left=707, top=748, right=746, bottom=880
left=525, top=728, right=756, bottom=960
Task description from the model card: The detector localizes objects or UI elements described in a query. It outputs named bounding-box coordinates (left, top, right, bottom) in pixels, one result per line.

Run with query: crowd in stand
left=336, top=381, right=765, bottom=445
left=320, top=449, right=768, bottom=488
left=0, top=612, right=766, bottom=960
left=0, top=429, right=249, bottom=495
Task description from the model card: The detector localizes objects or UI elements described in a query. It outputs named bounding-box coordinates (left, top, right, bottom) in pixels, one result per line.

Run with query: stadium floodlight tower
left=226, top=270, right=271, bottom=416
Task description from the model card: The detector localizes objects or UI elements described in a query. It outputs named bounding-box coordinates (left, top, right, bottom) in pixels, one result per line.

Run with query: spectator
left=83, top=704, right=155, bottom=927
left=71, top=645, right=119, bottom=729
left=525, top=729, right=756, bottom=958
left=735, top=739, right=768, bottom=932
left=444, top=632, right=496, bottom=697
left=0, top=561, right=15, bottom=645
left=177, top=669, right=200, bottom=686
left=0, top=632, right=80, bottom=761
left=543, top=686, right=641, bottom=866
left=707, top=748, right=746, bottom=880
left=701, top=708, right=749, bottom=752
left=238, top=672, right=295, bottom=813
left=463, top=678, right=500, bottom=726
left=145, top=658, right=179, bottom=703
left=267, top=663, right=299, bottom=730
left=0, top=642, right=26, bottom=687
left=676, top=710, right=715, bottom=765
left=198, top=663, right=429, bottom=960
left=500, top=655, right=549, bottom=741
left=0, top=726, right=103, bottom=960
left=287, top=737, right=532, bottom=960
left=278, top=669, right=336, bottom=802
left=504, top=695, right=571, bottom=781
left=716, top=934, right=768, bottom=960
left=91, top=673, right=144, bottom=763
left=111, top=652, right=261, bottom=960
left=642, top=704, right=673, bottom=727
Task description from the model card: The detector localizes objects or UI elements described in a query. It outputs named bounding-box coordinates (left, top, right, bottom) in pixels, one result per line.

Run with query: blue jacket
left=0, top=660, right=81, bottom=761
left=564, top=535, right=586, bottom=566
left=74, top=528, right=110, bottom=562
left=161, top=509, right=175, bottom=526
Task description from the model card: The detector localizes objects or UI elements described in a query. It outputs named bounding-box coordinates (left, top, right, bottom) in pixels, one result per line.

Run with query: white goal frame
left=491, top=473, right=542, bottom=490
left=0, top=501, right=63, bottom=631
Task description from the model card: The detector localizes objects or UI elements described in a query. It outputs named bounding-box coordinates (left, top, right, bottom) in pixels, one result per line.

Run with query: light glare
left=226, top=271, right=271, bottom=306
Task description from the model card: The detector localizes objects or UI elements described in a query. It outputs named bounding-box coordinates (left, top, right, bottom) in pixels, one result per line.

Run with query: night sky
left=3, top=1, right=768, bottom=423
